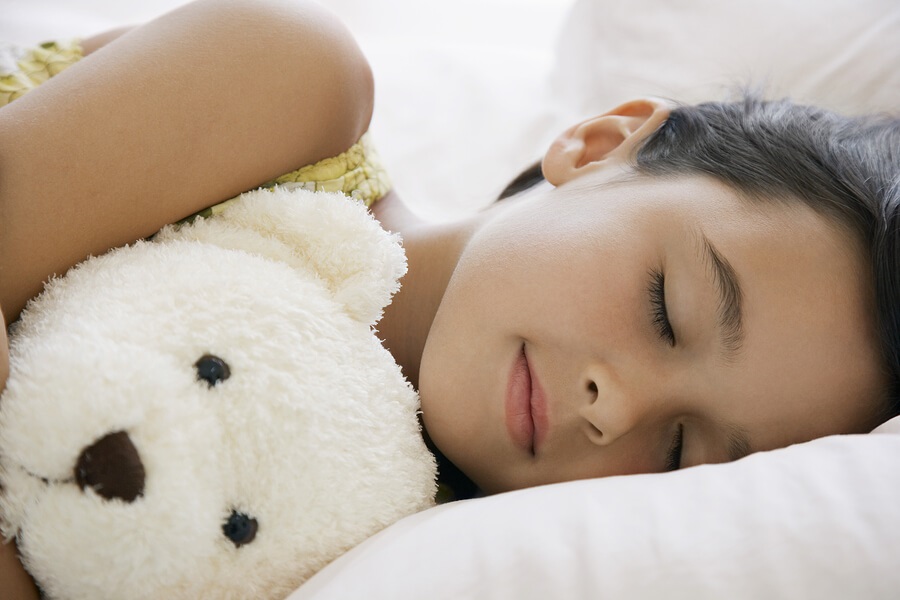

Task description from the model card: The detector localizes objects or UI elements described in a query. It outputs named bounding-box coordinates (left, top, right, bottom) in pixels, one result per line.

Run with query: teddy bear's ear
left=155, top=188, right=406, bottom=325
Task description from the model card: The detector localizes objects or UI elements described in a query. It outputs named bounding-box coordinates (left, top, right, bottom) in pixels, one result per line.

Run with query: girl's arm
left=0, top=0, right=374, bottom=322
left=0, top=1, right=373, bottom=597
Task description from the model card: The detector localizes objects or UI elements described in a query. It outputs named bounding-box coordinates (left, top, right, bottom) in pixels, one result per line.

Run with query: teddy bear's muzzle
left=74, top=431, right=145, bottom=502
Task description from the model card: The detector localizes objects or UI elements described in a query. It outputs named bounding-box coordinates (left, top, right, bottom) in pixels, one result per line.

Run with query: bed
left=2, top=0, right=899, bottom=597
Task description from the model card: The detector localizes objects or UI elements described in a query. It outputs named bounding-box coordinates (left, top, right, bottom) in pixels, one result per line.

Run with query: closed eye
left=648, top=269, right=676, bottom=346
left=665, top=423, right=684, bottom=471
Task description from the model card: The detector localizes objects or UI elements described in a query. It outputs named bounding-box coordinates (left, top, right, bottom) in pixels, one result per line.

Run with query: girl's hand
left=0, top=538, right=39, bottom=600
left=0, top=308, right=39, bottom=599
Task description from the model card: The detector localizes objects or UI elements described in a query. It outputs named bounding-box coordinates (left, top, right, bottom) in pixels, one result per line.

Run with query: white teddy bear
left=0, top=188, right=437, bottom=599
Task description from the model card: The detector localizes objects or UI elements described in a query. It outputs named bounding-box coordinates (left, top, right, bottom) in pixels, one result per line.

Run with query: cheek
left=424, top=213, right=653, bottom=389
left=420, top=195, right=653, bottom=352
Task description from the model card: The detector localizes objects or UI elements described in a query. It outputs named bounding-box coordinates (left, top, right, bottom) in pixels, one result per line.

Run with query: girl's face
left=418, top=174, right=887, bottom=494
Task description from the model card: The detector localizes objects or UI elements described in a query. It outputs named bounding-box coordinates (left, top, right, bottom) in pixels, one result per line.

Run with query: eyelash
left=648, top=269, right=676, bottom=346
left=665, top=423, right=684, bottom=471
left=649, top=270, right=683, bottom=470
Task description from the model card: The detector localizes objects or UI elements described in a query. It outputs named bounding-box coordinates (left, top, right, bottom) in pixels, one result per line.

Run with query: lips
left=505, top=344, right=548, bottom=455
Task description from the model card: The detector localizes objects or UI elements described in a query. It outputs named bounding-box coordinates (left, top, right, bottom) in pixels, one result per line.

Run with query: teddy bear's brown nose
left=74, top=431, right=145, bottom=502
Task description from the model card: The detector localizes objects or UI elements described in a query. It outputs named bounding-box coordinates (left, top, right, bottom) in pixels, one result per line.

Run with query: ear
left=542, top=98, right=672, bottom=186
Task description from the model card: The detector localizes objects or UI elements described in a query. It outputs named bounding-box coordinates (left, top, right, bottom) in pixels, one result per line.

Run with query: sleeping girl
left=1, top=0, right=898, bottom=597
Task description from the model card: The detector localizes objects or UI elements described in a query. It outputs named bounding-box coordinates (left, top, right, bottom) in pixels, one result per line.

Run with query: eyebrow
left=694, top=230, right=746, bottom=361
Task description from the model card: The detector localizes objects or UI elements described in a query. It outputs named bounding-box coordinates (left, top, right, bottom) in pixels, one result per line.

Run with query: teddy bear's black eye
left=195, top=354, right=230, bottom=387
left=223, top=510, right=258, bottom=547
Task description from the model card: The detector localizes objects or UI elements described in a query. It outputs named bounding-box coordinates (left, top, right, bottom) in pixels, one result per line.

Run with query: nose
left=74, top=431, right=145, bottom=502
left=579, top=365, right=655, bottom=447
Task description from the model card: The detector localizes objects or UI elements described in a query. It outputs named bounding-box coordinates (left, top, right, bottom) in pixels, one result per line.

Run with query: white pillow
left=292, top=426, right=900, bottom=599
left=550, top=0, right=900, bottom=117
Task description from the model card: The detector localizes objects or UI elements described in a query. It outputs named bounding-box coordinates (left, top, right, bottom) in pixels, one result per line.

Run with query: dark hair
left=499, top=94, right=900, bottom=424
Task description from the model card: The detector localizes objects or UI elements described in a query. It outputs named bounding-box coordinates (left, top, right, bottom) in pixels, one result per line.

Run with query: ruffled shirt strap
left=0, top=39, right=84, bottom=105
left=188, top=132, right=391, bottom=223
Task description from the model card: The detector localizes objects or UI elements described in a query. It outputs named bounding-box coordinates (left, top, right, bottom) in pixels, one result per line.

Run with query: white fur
left=0, top=188, right=436, bottom=599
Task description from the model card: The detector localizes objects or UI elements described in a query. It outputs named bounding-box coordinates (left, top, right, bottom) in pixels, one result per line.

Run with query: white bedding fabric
left=292, top=427, right=900, bottom=599
left=552, top=0, right=900, bottom=119
left=2, top=0, right=899, bottom=598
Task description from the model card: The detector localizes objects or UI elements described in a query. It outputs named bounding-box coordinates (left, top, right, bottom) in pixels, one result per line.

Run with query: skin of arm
left=0, top=1, right=374, bottom=597
left=0, top=0, right=374, bottom=322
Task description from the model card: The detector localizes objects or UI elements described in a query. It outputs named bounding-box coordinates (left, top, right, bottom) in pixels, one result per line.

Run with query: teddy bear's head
left=0, top=189, right=436, bottom=599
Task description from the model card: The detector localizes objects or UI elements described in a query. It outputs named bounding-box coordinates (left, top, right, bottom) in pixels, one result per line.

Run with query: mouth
left=505, top=343, right=548, bottom=456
